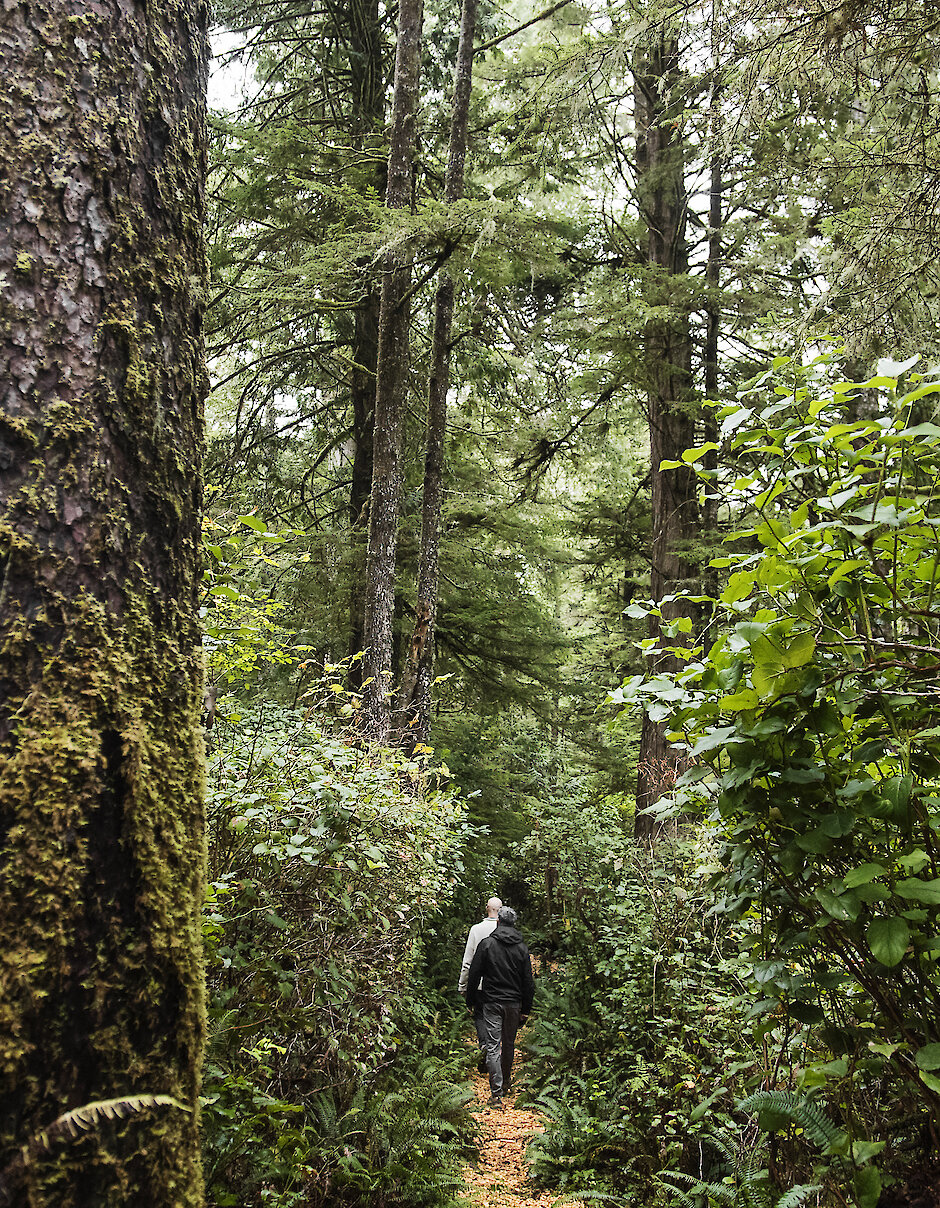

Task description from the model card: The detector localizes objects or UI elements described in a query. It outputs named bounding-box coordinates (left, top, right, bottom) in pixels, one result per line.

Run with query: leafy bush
left=521, top=833, right=763, bottom=1202
left=201, top=699, right=477, bottom=1207
left=618, top=353, right=940, bottom=1196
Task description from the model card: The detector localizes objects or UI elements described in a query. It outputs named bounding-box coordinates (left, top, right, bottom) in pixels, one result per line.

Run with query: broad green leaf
left=722, top=571, right=756, bottom=604
left=751, top=630, right=816, bottom=698
left=853, top=1165, right=882, bottom=1208
left=915, top=1044, right=940, bottom=1071
left=816, top=887, right=858, bottom=921
left=866, top=917, right=909, bottom=966
left=877, top=353, right=919, bottom=377
left=827, top=559, right=867, bottom=587
left=843, top=863, right=885, bottom=888
left=682, top=441, right=719, bottom=463
left=795, top=829, right=833, bottom=854
left=898, top=422, right=940, bottom=441
left=720, top=688, right=760, bottom=711
left=238, top=514, right=268, bottom=532
left=852, top=1140, right=886, bottom=1164
left=868, top=1041, right=902, bottom=1058
left=691, top=726, right=740, bottom=757
left=898, top=850, right=930, bottom=873
left=895, top=877, right=940, bottom=905
left=899, top=381, right=940, bottom=406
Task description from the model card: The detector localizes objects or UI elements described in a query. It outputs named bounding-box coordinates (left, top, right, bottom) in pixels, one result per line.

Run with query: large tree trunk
left=395, top=0, right=478, bottom=746
left=0, top=0, right=209, bottom=1201
left=633, top=37, right=698, bottom=840
left=359, top=0, right=423, bottom=741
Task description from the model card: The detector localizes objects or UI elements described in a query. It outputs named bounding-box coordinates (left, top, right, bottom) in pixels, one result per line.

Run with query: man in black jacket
left=465, top=906, right=535, bottom=1109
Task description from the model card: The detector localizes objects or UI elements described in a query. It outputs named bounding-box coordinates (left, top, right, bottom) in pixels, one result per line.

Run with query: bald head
left=485, top=897, right=502, bottom=918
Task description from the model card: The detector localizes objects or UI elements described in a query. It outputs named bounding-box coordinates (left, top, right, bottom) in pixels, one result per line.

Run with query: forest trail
left=462, top=1065, right=552, bottom=1208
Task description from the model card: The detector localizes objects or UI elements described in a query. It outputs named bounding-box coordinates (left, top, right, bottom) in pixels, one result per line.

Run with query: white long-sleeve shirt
left=458, top=918, right=497, bottom=993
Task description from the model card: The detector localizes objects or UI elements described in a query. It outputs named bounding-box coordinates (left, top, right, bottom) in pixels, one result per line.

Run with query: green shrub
left=201, top=700, right=476, bottom=1207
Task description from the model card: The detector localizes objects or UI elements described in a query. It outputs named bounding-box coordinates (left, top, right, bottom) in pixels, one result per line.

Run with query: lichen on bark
left=0, top=0, right=210, bottom=1200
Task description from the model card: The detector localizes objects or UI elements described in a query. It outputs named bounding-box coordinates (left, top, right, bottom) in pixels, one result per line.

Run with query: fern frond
left=738, top=1091, right=842, bottom=1152
left=740, top=1153, right=772, bottom=1208
left=661, top=1168, right=738, bottom=1206
left=0, top=1094, right=189, bottom=1207
left=775, top=1184, right=822, bottom=1208
left=32, top=1095, right=189, bottom=1149
left=549, top=1192, right=631, bottom=1206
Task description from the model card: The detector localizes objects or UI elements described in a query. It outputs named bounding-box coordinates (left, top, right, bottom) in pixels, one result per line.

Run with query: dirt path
left=462, top=1068, right=552, bottom=1208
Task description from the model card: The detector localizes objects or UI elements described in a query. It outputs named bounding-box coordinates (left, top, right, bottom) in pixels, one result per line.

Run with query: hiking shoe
left=489, top=1095, right=503, bottom=1110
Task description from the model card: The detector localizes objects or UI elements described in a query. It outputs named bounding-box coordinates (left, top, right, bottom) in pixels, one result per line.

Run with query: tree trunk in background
left=395, top=0, right=478, bottom=746
left=347, top=0, right=385, bottom=678
left=360, top=0, right=424, bottom=741
left=633, top=37, right=698, bottom=840
left=702, top=67, right=723, bottom=548
left=0, top=0, right=208, bottom=1201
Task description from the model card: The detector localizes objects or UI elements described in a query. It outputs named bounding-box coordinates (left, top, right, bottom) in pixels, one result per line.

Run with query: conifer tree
left=360, top=0, right=425, bottom=740
left=632, top=32, right=699, bottom=838
left=395, top=0, right=480, bottom=745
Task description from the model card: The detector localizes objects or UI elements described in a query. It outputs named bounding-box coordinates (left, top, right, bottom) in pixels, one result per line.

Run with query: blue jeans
left=475, top=1002, right=522, bottom=1097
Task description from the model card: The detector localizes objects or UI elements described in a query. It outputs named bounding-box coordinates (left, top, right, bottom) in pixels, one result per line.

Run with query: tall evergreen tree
left=632, top=31, right=700, bottom=837
left=360, top=0, right=425, bottom=739
left=395, top=0, right=480, bottom=745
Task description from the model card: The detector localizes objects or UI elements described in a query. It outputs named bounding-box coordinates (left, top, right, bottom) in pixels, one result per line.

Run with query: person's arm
left=457, top=926, right=478, bottom=994
left=520, top=946, right=535, bottom=1017
left=465, top=938, right=488, bottom=1010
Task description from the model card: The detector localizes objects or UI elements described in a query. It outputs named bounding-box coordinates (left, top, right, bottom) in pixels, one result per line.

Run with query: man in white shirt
left=458, top=897, right=502, bottom=1072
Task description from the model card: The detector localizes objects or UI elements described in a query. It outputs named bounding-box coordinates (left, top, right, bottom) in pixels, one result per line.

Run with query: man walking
left=465, top=906, right=535, bottom=1110
left=458, top=896, right=501, bottom=1074
left=457, top=896, right=502, bottom=997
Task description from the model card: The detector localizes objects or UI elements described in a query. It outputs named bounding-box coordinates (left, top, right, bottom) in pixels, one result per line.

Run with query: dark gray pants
left=474, top=1002, right=521, bottom=1098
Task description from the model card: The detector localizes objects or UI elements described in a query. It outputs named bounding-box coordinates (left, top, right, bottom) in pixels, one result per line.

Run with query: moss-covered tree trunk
left=633, top=36, right=698, bottom=840
left=0, top=0, right=209, bottom=1200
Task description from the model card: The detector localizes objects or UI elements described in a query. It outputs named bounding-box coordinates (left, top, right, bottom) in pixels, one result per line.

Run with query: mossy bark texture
left=633, top=39, right=698, bottom=839
left=0, top=0, right=209, bottom=1200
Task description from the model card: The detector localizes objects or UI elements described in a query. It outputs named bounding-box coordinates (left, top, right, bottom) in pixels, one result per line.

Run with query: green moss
left=14, top=251, right=33, bottom=275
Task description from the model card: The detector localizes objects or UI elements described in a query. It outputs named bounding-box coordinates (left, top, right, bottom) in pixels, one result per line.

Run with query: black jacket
left=465, top=924, right=535, bottom=1014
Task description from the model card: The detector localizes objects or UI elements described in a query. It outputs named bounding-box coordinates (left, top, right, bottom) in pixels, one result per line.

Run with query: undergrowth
left=200, top=699, right=478, bottom=1207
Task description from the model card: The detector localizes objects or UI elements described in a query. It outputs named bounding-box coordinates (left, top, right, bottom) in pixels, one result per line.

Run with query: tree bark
left=703, top=65, right=723, bottom=547
left=0, top=0, right=208, bottom=1201
left=346, top=0, right=385, bottom=678
left=360, top=0, right=423, bottom=741
left=633, top=37, right=698, bottom=840
left=395, top=0, right=478, bottom=746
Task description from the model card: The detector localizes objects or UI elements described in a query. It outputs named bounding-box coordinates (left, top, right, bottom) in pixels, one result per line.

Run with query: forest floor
left=462, top=1063, right=553, bottom=1208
